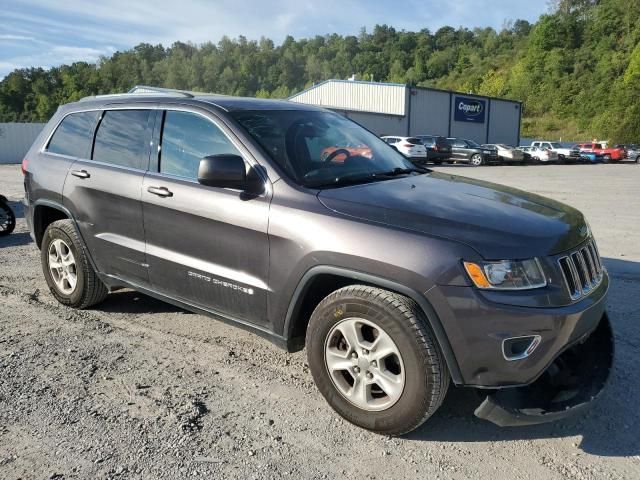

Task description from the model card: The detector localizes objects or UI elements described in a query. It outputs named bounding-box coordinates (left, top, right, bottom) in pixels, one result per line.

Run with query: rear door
left=141, top=108, right=270, bottom=326
left=63, top=108, right=154, bottom=285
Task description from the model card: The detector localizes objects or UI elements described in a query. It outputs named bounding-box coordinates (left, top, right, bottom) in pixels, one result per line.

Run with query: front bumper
left=427, top=273, right=608, bottom=387
left=475, top=313, right=613, bottom=426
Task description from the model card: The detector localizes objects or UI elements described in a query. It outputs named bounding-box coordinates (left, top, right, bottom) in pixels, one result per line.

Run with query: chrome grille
left=558, top=239, right=604, bottom=300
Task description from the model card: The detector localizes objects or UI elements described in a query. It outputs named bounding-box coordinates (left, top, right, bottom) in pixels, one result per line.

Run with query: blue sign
left=454, top=96, right=486, bottom=123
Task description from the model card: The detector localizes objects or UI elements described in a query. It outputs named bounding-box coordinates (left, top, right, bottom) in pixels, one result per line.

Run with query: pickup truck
left=574, top=143, right=626, bottom=162
left=530, top=141, right=576, bottom=163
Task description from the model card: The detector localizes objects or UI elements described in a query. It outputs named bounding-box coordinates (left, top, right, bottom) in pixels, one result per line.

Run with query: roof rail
left=128, top=85, right=194, bottom=98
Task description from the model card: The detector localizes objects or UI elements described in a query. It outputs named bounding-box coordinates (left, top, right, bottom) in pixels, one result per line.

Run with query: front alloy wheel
left=470, top=153, right=483, bottom=166
left=325, top=318, right=405, bottom=411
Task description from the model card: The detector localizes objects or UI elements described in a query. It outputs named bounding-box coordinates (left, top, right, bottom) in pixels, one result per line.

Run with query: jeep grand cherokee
left=22, top=87, right=613, bottom=435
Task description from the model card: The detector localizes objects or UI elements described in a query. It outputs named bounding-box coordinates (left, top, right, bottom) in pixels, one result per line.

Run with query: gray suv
left=22, top=88, right=613, bottom=435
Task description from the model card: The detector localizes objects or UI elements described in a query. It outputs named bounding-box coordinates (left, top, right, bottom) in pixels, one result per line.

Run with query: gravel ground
left=1, top=163, right=639, bottom=480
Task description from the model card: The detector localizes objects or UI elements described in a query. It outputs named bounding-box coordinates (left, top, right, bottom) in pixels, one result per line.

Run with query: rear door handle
left=70, top=169, right=90, bottom=179
left=147, top=186, right=173, bottom=198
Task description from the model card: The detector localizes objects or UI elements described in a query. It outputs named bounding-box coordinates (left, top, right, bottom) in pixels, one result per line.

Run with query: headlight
left=463, top=259, right=547, bottom=290
left=482, top=150, right=491, bottom=154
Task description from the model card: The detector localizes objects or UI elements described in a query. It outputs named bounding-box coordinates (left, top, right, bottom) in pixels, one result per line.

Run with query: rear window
left=46, top=111, right=100, bottom=158
left=406, top=138, right=422, bottom=145
left=92, top=110, right=152, bottom=169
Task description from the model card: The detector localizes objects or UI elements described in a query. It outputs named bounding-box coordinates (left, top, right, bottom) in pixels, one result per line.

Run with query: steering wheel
left=322, top=148, right=351, bottom=163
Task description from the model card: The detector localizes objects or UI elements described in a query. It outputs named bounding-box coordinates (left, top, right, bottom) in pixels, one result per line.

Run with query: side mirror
left=198, top=154, right=246, bottom=189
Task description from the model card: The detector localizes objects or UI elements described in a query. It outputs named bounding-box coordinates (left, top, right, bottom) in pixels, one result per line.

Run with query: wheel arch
left=282, top=265, right=463, bottom=384
left=32, top=200, right=75, bottom=248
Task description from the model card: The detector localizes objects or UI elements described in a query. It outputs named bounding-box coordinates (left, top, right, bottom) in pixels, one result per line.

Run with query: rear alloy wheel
left=306, top=285, right=449, bottom=436
left=470, top=153, right=483, bottom=166
left=41, top=219, right=108, bottom=308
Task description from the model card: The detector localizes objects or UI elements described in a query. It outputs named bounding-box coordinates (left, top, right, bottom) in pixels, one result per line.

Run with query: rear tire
left=636, top=156, right=640, bottom=164
left=306, top=285, right=449, bottom=436
left=41, top=219, right=108, bottom=309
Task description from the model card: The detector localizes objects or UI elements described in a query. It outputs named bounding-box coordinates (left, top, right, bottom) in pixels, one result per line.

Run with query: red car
left=575, top=143, right=626, bottom=162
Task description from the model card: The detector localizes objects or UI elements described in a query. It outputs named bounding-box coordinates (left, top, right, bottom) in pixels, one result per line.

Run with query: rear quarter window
left=46, top=111, right=100, bottom=158
left=92, top=110, right=152, bottom=169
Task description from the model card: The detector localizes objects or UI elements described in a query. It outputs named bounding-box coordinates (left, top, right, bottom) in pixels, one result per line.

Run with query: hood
left=317, top=172, right=589, bottom=259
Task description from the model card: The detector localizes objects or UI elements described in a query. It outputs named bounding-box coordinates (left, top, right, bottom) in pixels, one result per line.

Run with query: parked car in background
left=615, top=144, right=640, bottom=163
left=575, top=143, right=625, bottom=162
left=517, top=146, right=558, bottom=163
left=381, top=136, right=428, bottom=161
left=447, top=138, right=500, bottom=166
left=0, top=195, right=16, bottom=236
left=530, top=141, right=576, bottom=163
left=483, top=144, right=525, bottom=164
left=414, top=135, right=452, bottom=164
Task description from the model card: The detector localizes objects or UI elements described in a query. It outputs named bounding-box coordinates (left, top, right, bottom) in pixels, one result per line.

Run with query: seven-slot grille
left=558, top=239, right=604, bottom=301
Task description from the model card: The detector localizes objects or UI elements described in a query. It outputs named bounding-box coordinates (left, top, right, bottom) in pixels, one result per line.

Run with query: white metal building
left=0, top=123, right=46, bottom=164
left=289, top=80, right=522, bottom=146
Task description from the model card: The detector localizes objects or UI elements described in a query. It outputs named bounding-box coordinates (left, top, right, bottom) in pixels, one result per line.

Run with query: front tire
left=306, top=285, right=449, bottom=436
left=470, top=153, right=483, bottom=166
left=41, top=219, right=108, bottom=308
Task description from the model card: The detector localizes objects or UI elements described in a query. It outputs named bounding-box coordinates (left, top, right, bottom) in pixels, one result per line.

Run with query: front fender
left=282, top=265, right=464, bottom=385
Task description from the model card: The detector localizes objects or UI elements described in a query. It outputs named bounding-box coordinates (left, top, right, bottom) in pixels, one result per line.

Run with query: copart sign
left=454, top=97, right=486, bottom=123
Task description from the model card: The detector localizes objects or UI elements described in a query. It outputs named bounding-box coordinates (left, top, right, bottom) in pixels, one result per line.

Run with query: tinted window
left=47, top=111, right=99, bottom=158
left=93, top=110, right=151, bottom=169
left=160, top=110, right=241, bottom=179
left=407, top=138, right=422, bottom=145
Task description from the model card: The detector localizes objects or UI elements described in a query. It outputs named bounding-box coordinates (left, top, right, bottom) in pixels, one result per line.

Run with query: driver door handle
left=147, top=186, right=173, bottom=198
left=70, top=169, right=90, bottom=179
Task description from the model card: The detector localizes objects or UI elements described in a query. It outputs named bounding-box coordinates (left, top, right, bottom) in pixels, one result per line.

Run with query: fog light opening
left=502, top=335, right=542, bottom=361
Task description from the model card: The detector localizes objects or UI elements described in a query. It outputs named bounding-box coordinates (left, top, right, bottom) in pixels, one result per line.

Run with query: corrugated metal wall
left=488, top=99, right=521, bottom=146
left=290, top=80, right=406, bottom=116
left=409, top=89, right=450, bottom=137
left=340, top=110, right=409, bottom=137
left=0, top=123, right=45, bottom=164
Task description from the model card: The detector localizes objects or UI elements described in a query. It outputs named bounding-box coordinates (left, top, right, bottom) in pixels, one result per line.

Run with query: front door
left=63, top=108, right=154, bottom=286
left=141, top=108, right=270, bottom=326
left=450, top=139, right=467, bottom=160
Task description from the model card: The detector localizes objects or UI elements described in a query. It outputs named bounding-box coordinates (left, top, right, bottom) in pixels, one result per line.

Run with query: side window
left=93, top=110, right=151, bottom=169
left=160, top=110, right=241, bottom=179
left=46, top=111, right=100, bottom=158
left=454, top=140, right=466, bottom=148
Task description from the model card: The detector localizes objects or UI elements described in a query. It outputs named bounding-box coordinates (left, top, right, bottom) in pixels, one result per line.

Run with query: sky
left=0, top=0, right=549, bottom=78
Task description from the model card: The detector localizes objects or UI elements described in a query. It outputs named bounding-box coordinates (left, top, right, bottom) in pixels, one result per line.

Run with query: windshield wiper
left=377, top=166, right=429, bottom=176
left=305, top=166, right=428, bottom=189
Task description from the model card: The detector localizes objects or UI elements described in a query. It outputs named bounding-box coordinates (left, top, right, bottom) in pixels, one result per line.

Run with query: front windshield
left=230, top=110, right=418, bottom=188
left=467, top=139, right=482, bottom=148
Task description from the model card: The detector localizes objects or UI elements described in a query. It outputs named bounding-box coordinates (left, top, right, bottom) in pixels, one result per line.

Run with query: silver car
left=483, top=144, right=525, bottom=163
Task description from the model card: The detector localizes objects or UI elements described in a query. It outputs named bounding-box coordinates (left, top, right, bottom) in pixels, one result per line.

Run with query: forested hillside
left=1, top=0, right=639, bottom=141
